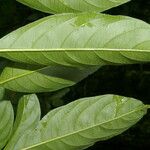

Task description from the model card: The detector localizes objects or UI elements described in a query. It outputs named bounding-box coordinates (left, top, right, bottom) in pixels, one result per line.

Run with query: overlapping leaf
left=5, top=94, right=41, bottom=150
left=0, top=64, right=98, bottom=93
left=0, top=87, right=5, bottom=100
left=0, top=101, right=14, bottom=149
left=8, top=94, right=148, bottom=150
left=17, top=0, right=130, bottom=14
left=0, top=13, right=150, bottom=67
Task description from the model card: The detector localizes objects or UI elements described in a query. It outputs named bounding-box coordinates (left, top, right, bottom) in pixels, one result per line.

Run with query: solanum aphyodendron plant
left=0, top=0, right=150, bottom=149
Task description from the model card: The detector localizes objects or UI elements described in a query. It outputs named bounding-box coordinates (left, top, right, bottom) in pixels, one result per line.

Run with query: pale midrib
left=0, top=48, right=150, bottom=52
left=23, top=105, right=146, bottom=150
left=0, top=66, right=48, bottom=85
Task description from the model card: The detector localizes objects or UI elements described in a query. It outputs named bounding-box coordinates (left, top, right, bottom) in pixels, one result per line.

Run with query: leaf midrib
left=23, top=105, right=146, bottom=150
left=0, top=48, right=150, bottom=52
left=0, top=66, right=48, bottom=85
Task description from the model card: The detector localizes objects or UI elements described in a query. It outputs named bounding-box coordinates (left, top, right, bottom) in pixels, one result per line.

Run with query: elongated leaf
left=5, top=94, right=41, bottom=150
left=0, top=13, right=150, bottom=67
left=0, top=101, right=14, bottom=149
left=11, top=94, right=148, bottom=150
left=0, top=64, right=98, bottom=93
left=0, top=87, right=5, bottom=100
left=17, top=0, right=130, bottom=14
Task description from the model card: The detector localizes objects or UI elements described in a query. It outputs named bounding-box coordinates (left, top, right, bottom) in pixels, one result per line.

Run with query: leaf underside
left=9, top=94, right=147, bottom=150
left=0, top=101, right=14, bottom=149
left=4, top=94, right=41, bottom=150
left=0, top=13, right=149, bottom=93
left=0, top=64, right=98, bottom=93
left=17, top=0, right=130, bottom=14
left=0, top=1, right=149, bottom=150
left=0, top=13, right=150, bottom=67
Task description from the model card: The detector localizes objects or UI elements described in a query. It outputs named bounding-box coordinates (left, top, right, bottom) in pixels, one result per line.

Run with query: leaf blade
left=12, top=95, right=147, bottom=150
left=0, top=13, right=150, bottom=67
left=4, top=94, right=41, bottom=150
left=0, top=101, right=14, bottom=149
left=17, top=0, right=130, bottom=14
left=0, top=64, right=98, bottom=93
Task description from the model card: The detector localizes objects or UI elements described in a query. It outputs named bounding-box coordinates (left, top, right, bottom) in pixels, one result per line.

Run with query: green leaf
left=17, top=0, right=130, bottom=14
left=50, top=88, right=70, bottom=107
left=0, top=13, right=150, bottom=67
left=0, top=64, right=98, bottom=93
left=11, top=94, right=147, bottom=150
left=0, top=87, right=5, bottom=100
left=4, top=94, right=41, bottom=150
left=0, top=101, right=14, bottom=149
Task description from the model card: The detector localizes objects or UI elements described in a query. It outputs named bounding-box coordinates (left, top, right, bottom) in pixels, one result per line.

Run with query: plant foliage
left=1, top=94, right=149, bottom=150
left=17, top=0, right=130, bottom=14
left=0, top=0, right=149, bottom=149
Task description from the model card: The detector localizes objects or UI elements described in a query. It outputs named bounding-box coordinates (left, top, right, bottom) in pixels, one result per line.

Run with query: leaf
left=50, top=88, right=70, bottom=107
left=11, top=94, right=147, bottom=150
left=0, top=64, right=98, bottom=93
left=4, top=94, right=41, bottom=150
left=0, top=13, right=150, bottom=67
left=17, top=0, right=130, bottom=14
left=0, top=101, right=14, bottom=149
left=0, top=59, right=7, bottom=73
left=0, top=87, right=5, bottom=100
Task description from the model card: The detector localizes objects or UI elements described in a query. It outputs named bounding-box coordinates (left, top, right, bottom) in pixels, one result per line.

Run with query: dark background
left=0, top=0, right=150, bottom=149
